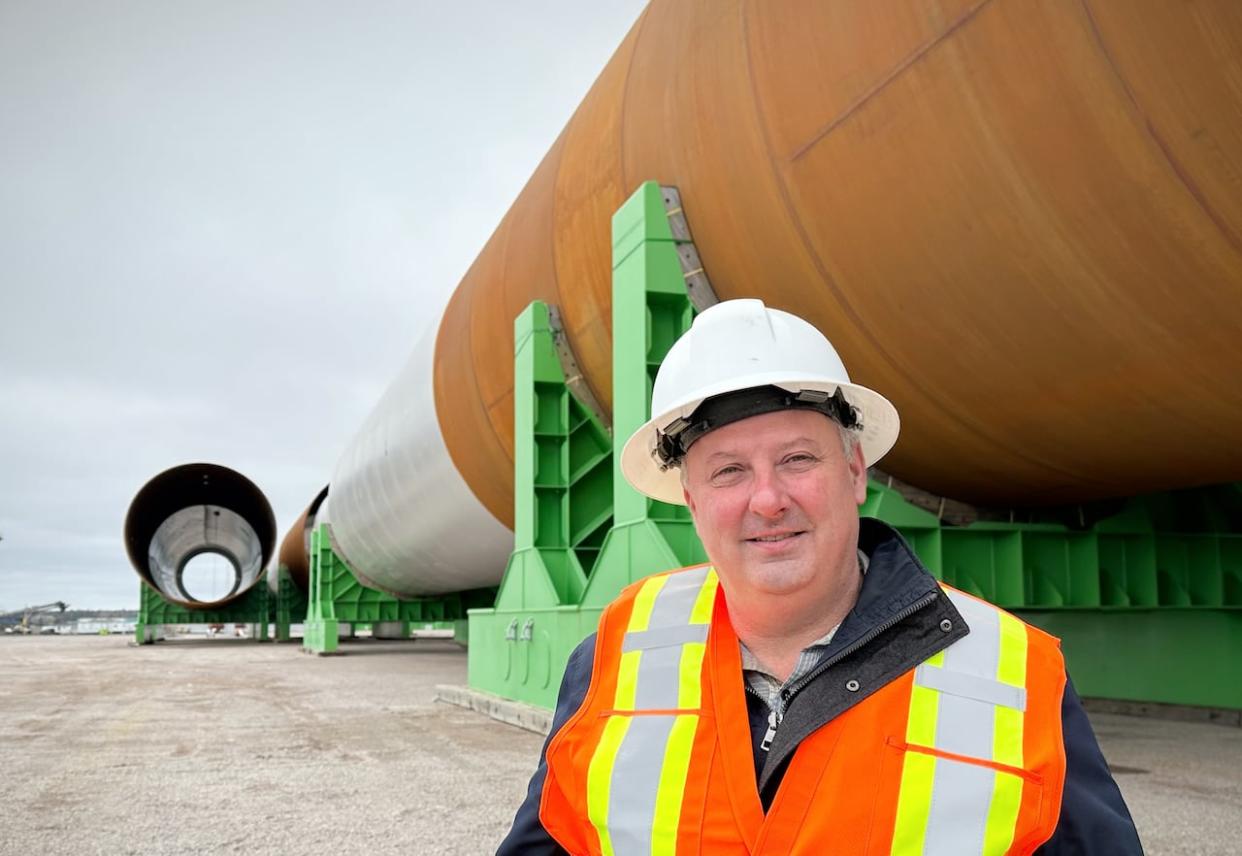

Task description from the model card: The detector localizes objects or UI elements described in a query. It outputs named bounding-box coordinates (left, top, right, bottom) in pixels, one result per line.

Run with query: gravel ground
left=2, top=635, right=1238, bottom=855
left=1088, top=710, right=1242, bottom=856
left=0, top=635, right=544, bottom=855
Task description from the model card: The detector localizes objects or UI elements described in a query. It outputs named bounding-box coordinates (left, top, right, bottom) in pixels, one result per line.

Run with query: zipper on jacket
left=745, top=684, right=783, bottom=752
left=760, top=707, right=781, bottom=752
left=782, top=589, right=940, bottom=707
left=743, top=588, right=939, bottom=754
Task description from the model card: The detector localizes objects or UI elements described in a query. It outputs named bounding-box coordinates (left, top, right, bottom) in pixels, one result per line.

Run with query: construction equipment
left=0, top=601, right=68, bottom=634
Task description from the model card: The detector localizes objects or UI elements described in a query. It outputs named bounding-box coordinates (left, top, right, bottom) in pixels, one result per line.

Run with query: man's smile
left=745, top=530, right=806, bottom=544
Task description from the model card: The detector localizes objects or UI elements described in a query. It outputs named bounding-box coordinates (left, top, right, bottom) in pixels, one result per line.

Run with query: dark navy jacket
left=498, top=519, right=1143, bottom=854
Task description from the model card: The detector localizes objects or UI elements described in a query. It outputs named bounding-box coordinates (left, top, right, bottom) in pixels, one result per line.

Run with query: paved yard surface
left=1, top=635, right=1237, bottom=854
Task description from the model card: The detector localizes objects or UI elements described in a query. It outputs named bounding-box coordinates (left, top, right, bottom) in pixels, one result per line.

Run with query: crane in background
left=0, top=601, right=68, bottom=634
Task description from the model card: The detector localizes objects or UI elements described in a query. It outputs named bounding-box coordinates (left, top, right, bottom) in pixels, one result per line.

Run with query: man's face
left=681, top=408, right=868, bottom=604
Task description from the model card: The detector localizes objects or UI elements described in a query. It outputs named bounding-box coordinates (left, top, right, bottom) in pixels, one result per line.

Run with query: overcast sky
left=0, top=1, right=648, bottom=610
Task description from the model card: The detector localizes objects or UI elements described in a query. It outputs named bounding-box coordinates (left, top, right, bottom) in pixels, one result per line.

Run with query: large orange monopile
left=434, top=0, right=1242, bottom=524
left=317, top=0, right=1242, bottom=598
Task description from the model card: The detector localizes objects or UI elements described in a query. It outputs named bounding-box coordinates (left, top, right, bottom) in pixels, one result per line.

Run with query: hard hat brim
left=620, top=378, right=900, bottom=506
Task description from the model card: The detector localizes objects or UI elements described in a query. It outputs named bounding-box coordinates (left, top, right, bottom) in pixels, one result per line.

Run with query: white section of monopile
left=326, top=322, right=513, bottom=597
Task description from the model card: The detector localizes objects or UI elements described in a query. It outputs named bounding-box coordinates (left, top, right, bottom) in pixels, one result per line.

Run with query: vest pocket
left=873, top=737, right=1044, bottom=856
left=896, top=739, right=1042, bottom=784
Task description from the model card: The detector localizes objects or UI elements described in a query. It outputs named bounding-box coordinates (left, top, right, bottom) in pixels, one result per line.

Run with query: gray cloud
left=0, top=0, right=647, bottom=609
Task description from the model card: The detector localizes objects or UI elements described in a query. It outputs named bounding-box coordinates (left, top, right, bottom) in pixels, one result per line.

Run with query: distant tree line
left=0, top=608, right=138, bottom=625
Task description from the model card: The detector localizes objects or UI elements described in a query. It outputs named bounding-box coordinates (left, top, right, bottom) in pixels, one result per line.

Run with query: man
left=499, top=299, right=1141, bottom=854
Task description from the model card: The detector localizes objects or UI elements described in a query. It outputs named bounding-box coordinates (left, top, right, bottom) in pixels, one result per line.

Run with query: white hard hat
left=620, top=299, right=900, bottom=505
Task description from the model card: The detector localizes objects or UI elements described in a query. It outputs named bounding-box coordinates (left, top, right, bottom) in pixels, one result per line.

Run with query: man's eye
left=782, top=454, right=818, bottom=467
left=710, top=465, right=743, bottom=481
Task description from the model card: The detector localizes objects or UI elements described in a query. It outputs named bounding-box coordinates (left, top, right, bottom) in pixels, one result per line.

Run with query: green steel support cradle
left=862, top=482, right=1242, bottom=708
left=273, top=566, right=307, bottom=643
left=465, top=301, right=611, bottom=703
left=134, top=577, right=271, bottom=644
left=470, top=181, right=1242, bottom=711
left=303, top=523, right=493, bottom=654
left=469, top=183, right=707, bottom=707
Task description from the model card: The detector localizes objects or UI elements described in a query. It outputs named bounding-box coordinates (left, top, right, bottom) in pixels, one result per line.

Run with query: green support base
left=133, top=578, right=271, bottom=645
left=865, top=479, right=1242, bottom=706
left=1019, top=609, right=1242, bottom=709
left=302, top=617, right=339, bottom=653
left=303, top=523, right=494, bottom=655
left=273, top=566, right=307, bottom=642
left=470, top=180, right=1242, bottom=711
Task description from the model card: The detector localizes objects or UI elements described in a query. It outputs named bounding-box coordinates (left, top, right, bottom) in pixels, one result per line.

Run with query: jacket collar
left=820, top=517, right=942, bottom=661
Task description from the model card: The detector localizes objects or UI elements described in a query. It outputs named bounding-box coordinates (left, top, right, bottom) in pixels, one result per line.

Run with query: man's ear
left=850, top=443, right=868, bottom=507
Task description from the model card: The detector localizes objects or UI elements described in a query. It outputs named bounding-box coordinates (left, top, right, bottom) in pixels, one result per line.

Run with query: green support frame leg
left=469, top=183, right=708, bottom=707
left=273, top=566, right=307, bottom=643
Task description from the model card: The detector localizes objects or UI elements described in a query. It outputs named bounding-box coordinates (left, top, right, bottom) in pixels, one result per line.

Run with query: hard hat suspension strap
left=655, top=385, right=861, bottom=470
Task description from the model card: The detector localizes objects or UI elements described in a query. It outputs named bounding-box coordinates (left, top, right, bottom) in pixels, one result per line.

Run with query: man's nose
left=747, top=467, right=790, bottom=518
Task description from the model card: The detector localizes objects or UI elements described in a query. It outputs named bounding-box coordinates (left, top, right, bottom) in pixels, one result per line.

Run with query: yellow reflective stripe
left=892, top=679, right=940, bottom=854
left=650, top=714, right=699, bottom=856
left=689, top=569, right=718, bottom=625
left=905, top=682, right=940, bottom=747
left=593, top=570, right=716, bottom=852
left=993, top=704, right=1024, bottom=775
left=677, top=571, right=714, bottom=709
left=983, top=611, right=1028, bottom=852
left=994, top=612, right=1027, bottom=769
left=612, top=576, right=667, bottom=711
left=925, top=648, right=946, bottom=669
left=993, top=701, right=1024, bottom=769
left=587, top=715, right=632, bottom=856
left=983, top=770, right=1025, bottom=855
left=614, top=650, right=641, bottom=711
left=628, top=575, right=668, bottom=632
left=677, top=641, right=707, bottom=709
left=890, top=750, right=936, bottom=855
left=894, top=596, right=1038, bottom=854
left=995, top=611, right=1027, bottom=689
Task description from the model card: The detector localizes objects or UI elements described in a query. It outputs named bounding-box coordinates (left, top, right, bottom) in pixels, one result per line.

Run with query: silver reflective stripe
left=901, top=587, right=1030, bottom=856
left=607, top=714, right=677, bottom=855
left=927, top=590, right=1001, bottom=760
left=645, top=568, right=710, bottom=627
left=941, top=590, right=1001, bottom=679
left=922, top=754, right=996, bottom=855
left=622, top=622, right=709, bottom=652
left=914, top=663, right=1027, bottom=711
left=602, top=567, right=715, bottom=855
left=629, top=568, right=712, bottom=711
left=634, top=644, right=686, bottom=710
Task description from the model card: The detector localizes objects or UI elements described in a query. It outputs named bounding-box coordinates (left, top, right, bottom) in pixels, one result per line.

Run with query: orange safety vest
left=540, top=565, right=1067, bottom=855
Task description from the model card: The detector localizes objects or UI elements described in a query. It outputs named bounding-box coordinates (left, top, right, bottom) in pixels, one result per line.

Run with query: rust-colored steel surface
left=275, top=485, right=328, bottom=592
left=124, top=463, right=276, bottom=609
left=435, top=0, right=1242, bottom=518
